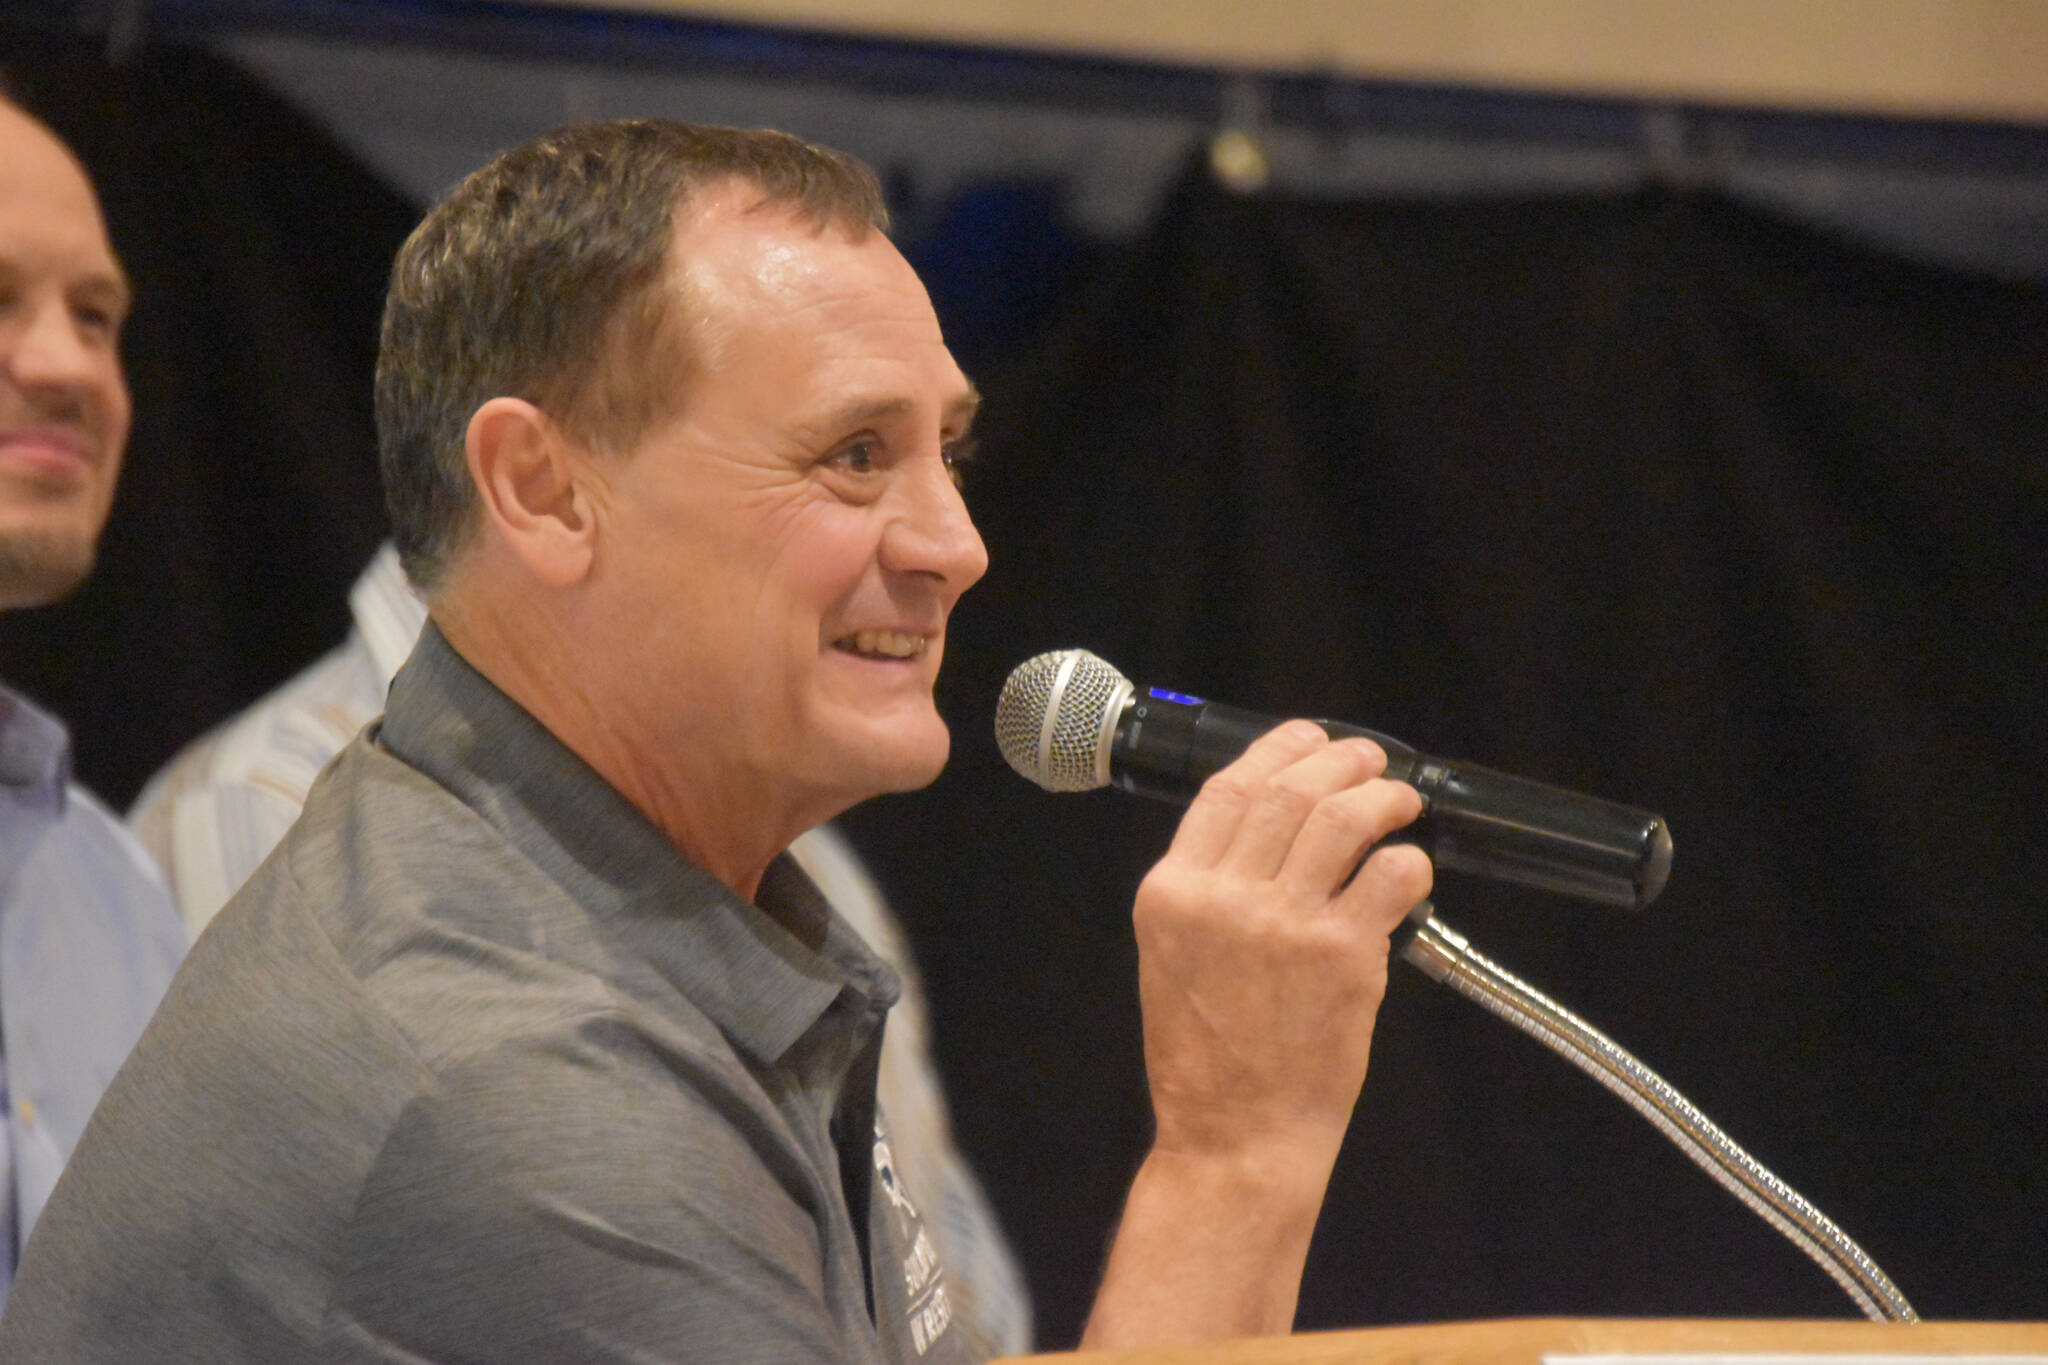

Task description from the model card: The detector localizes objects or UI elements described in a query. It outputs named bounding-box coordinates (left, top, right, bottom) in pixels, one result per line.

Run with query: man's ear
left=464, top=397, right=595, bottom=589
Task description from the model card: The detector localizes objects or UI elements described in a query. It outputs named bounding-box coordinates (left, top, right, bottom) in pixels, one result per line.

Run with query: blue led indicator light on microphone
left=1147, top=687, right=1206, bottom=706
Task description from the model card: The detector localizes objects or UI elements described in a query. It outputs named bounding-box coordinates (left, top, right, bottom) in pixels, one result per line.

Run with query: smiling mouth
left=0, top=430, right=96, bottom=482
left=834, top=630, right=929, bottom=661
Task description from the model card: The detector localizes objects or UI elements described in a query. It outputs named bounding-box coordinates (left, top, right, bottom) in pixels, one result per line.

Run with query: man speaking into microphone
left=0, top=120, right=1430, bottom=1362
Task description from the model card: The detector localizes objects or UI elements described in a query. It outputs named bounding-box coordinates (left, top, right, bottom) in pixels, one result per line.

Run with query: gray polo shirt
left=0, top=625, right=976, bottom=1364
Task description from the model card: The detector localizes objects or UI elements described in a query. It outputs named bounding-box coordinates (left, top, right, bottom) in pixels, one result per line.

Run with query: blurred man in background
left=0, top=90, right=185, bottom=1311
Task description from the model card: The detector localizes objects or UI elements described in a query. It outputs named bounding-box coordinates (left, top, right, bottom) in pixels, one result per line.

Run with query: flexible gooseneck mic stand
left=1397, top=903, right=1919, bottom=1323
left=993, top=650, right=1919, bottom=1320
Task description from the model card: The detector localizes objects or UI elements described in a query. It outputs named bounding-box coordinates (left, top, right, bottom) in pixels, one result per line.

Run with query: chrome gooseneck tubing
left=1399, top=907, right=1918, bottom=1323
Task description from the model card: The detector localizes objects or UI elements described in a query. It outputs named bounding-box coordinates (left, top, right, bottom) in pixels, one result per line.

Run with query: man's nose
left=882, top=455, right=990, bottom=595
left=6, top=296, right=107, bottom=395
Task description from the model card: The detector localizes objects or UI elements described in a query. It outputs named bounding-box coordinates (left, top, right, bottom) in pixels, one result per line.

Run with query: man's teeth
left=842, top=630, right=926, bottom=659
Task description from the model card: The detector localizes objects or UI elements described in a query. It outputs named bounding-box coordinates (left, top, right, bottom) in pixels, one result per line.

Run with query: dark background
left=5, top=19, right=2046, bottom=1349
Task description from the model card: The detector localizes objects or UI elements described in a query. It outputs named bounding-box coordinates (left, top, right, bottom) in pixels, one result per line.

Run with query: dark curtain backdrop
left=842, top=172, right=2048, bottom=1343
left=6, top=27, right=2046, bottom=1353
left=0, top=30, right=408, bottom=799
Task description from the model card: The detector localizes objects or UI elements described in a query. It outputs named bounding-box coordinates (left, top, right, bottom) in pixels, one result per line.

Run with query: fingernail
left=1346, top=736, right=1388, bottom=767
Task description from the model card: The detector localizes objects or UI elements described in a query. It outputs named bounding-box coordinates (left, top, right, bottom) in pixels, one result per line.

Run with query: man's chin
left=0, top=527, right=95, bottom=610
left=827, top=719, right=952, bottom=800
left=868, top=735, right=951, bottom=796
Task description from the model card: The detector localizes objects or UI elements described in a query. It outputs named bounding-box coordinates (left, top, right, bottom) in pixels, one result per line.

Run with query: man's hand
left=1084, top=721, right=1432, bottom=1348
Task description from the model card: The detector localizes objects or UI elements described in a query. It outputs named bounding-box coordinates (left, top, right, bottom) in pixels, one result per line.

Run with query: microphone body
left=997, top=650, right=1672, bottom=911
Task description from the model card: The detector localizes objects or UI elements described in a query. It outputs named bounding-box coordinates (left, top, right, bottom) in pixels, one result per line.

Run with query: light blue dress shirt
left=0, top=683, right=186, bottom=1312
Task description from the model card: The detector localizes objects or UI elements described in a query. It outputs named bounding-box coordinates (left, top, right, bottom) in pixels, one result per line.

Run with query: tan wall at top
left=543, top=0, right=2048, bottom=123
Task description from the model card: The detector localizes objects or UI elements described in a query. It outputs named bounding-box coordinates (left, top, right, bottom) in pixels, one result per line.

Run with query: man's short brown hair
left=375, top=119, right=889, bottom=591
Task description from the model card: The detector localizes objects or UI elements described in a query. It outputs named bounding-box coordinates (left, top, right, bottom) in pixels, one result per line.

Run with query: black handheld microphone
left=995, top=649, right=1672, bottom=910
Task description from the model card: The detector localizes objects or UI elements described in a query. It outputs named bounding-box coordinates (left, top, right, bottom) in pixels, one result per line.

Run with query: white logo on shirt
left=875, top=1122, right=952, bottom=1356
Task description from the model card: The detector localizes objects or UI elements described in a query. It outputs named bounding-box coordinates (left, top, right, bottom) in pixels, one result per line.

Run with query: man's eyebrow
left=813, top=387, right=983, bottom=433
left=0, top=257, right=132, bottom=320
left=59, top=255, right=132, bottom=319
left=82, top=271, right=133, bottom=316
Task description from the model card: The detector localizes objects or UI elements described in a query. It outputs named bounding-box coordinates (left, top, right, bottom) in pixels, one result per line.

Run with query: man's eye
left=829, top=441, right=879, bottom=474
left=941, top=436, right=979, bottom=488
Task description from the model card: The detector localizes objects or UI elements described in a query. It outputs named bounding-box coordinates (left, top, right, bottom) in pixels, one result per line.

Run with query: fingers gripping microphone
left=996, top=649, right=1673, bottom=910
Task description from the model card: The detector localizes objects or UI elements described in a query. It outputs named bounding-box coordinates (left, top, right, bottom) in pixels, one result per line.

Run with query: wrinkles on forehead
left=643, top=188, right=972, bottom=481
left=661, top=198, right=848, bottom=389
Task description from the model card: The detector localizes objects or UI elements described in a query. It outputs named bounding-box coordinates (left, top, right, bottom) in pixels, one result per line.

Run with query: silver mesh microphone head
left=995, top=649, right=1133, bottom=792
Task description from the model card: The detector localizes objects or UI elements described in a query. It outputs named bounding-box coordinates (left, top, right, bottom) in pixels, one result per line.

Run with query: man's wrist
left=1082, top=1140, right=1337, bottom=1349
left=1133, top=1136, right=1336, bottom=1229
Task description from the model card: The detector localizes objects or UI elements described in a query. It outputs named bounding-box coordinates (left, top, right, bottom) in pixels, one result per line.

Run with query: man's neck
left=426, top=580, right=827, bottom=904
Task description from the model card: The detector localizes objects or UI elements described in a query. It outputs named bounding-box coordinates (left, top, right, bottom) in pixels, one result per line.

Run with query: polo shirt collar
left=375, top=621, right=897, bottom=1069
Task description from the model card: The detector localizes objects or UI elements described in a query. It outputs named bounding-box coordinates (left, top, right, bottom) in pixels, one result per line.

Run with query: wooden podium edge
left=1003, top=1317, right=2048, bottom=1364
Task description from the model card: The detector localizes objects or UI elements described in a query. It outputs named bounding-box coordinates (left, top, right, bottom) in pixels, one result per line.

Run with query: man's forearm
left=1081, top=1140, right=1336, bottom=1349
left=1078, top=725, right=1431, bottom=1350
